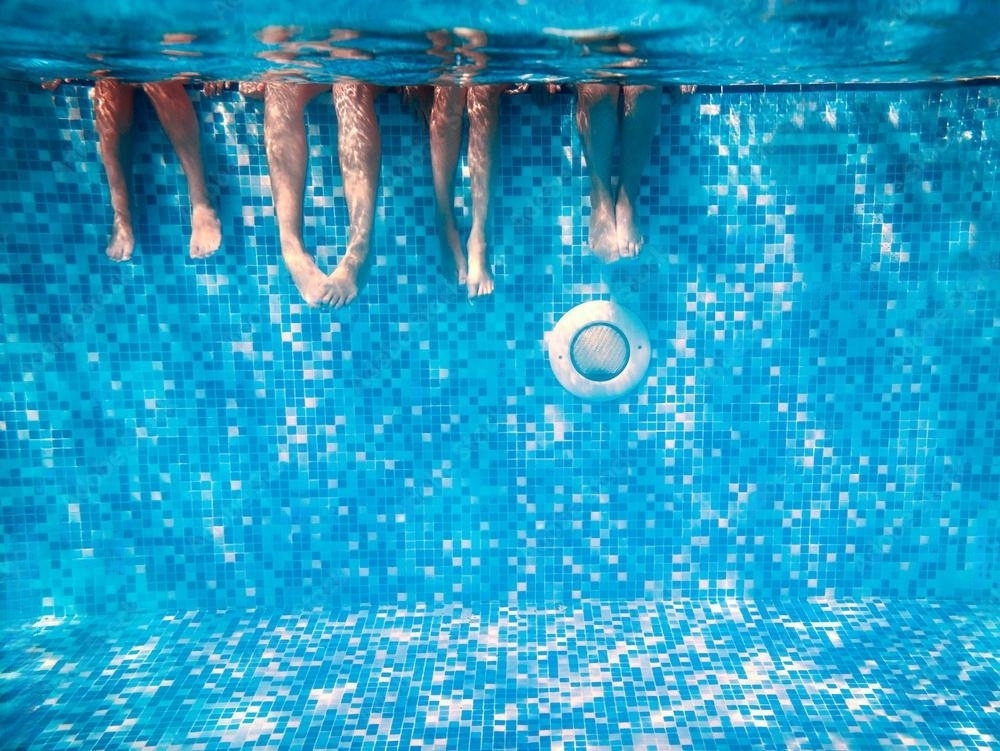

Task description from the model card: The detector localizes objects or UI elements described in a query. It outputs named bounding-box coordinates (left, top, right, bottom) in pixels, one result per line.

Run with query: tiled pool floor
left=3, top=599, right=998, bottom=750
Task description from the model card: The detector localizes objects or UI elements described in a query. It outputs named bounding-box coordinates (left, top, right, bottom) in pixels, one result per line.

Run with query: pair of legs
left=94, top=79, right=222, bottom=261
left=429, top=84, right=503, bottom=299
left=263, top=81, right=382, bottom=308
left=575, top=83, right=662, bottom=262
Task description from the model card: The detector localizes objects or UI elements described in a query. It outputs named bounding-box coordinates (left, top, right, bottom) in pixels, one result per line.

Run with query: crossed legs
left=263, top=81, right=382, bottom=308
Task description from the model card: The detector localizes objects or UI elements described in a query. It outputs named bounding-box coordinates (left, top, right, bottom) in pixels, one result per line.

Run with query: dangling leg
left=429, top=85, right=469, bottom=285
left=143, top=80, right=222, bottom=259
left=329, top=81, right=383, bottom=308
left=263, top=81, right=333, bottom=305
left=94, top=79, right=136, bottom=261
left=575, top=83, right=620, bottom=262
left=616, top=84, right=662, bottom=257
left=465, top=84, right=502, bottom=298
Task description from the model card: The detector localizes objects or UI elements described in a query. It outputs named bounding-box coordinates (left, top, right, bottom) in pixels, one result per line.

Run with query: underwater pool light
left=548, top=300, right=650, bottom=400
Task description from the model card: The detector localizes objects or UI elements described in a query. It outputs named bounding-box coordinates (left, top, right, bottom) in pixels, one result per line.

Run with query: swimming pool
left=2, top=5, right=1000, bottom=750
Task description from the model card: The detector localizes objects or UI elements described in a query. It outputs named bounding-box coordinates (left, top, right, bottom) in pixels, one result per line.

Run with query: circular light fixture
left=548, top=300, right=651, bottom=400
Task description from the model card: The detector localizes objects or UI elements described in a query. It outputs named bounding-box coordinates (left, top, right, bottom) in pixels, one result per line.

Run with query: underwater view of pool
left=2, top=2, right=1000, bottom=749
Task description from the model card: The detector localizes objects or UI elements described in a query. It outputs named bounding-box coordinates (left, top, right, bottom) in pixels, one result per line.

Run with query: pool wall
left=1, top=81, right=998, bottom=622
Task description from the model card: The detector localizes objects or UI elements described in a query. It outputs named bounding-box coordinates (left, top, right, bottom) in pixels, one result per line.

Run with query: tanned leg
left=263, top=81, right=333, bottom=305
left=576, top=83, right=621, bottom=262
left=143, top=80, right=223, bottom=258
left=329, top=82, right=383, bottom=309
left=94, top=79, right=136, bottom=261
left=429, top=85, right=469, bottom=285
left=616, top=84, right=662, bottom=257
left=465, top=84, right=502, bottom=298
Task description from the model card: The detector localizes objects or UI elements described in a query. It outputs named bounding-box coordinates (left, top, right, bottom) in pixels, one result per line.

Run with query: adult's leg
left=329, top=81, right=383, bottom=308
left=575, top=83, right=621, bottom=261
left=429, top=85, right=468, bottom=284
left=465, top=84, right=503, bottom=298
left=616, top=84, right=662, bottom=257
left=143, top=80, right=222, bottom=258
left=263, top=81, right=333, bottom=305
left=94, top=79, right=136, bottom=261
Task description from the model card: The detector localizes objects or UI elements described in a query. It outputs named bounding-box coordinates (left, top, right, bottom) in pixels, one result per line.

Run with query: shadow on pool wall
left=1, top=80, right=998, bottom=621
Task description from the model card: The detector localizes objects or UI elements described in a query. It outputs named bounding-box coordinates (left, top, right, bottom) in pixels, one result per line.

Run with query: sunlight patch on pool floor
left=3, top=599, right=998, bottom=750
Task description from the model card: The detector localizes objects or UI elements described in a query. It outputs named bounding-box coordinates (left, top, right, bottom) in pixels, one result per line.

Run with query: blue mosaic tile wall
left=1, top=81, right=998, bottom=622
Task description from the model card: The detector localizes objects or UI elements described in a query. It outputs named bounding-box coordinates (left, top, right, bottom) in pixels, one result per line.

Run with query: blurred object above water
left=4, top=0, right=1000, bottom=85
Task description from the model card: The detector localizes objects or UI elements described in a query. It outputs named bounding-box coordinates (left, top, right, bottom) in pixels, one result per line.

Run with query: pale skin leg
left=430, top=85, right=468, bottom=285
left=616, top=84, right=662, bottom=256
left=263, top=82, right=336, bottom=305
left=429, top=84, right=501, bottom=298
left=330, top=81, right=383, bottom=309
left=94, top=79, right=136, bottom=261
left=575, top=83, right=620, bottom=261
left=465, top=84, right=502, bottom=298
left=143, top=81, right=223, bottom=258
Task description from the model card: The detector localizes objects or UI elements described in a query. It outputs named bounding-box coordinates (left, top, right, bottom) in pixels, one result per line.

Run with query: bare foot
left=327, top=242, right=373, bottom=309
left=327, top=262, right=359, bottom=309
left=615, top=194, right=643, bottom=258
left=465, top=230, right=494, bottom=298
left=436, top=215, right=468, bottom=285
left=283, top=248, right=333, bottom=306
left=587, top=199, right=619, bottom=262
left=190, top=203, right=222, bottom=258
left=106, top=215, right=135, bottom=261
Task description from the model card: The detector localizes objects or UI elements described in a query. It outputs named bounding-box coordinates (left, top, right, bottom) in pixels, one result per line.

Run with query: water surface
left=4, top=0, right=1000, bottom=85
